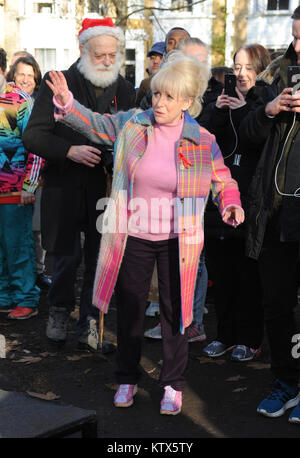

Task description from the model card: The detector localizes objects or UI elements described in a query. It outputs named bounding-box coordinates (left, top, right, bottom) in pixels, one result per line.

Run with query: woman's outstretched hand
left=222, top=206, right=245, bottom=227
left=46, top=70, right=70, bottom=106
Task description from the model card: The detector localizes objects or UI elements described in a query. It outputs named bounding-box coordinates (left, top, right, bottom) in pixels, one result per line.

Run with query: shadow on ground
left=0, top=259, right=300, bottom=440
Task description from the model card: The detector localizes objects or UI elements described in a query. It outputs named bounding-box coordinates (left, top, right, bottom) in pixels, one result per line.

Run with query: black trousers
left=205, top=236, right=264, bottom=348
left=47, top=231, right=99, bottom=336
left=114, top=236, right=188, bottom=391
left=47, top=185, right=102, bottom=336
left=258, top=229, right=300, bottom=385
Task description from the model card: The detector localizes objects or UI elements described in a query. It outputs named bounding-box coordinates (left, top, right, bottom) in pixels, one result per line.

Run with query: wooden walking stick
left=99, top=310, right=104, bottom=347
left=98, top=310, right=114, bottom=354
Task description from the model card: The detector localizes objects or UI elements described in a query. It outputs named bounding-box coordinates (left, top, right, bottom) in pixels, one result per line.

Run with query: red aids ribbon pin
left=179, top=153, right=193, bottom=169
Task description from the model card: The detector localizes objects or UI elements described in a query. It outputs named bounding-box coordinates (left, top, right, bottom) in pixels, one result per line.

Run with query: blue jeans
left=0, top=204, right=40, bottom=308
left=193, top=252, right=208, bottom=327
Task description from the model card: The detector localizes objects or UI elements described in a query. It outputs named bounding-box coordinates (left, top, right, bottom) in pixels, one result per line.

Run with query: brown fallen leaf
left=247, top=362, right=270, bottom=370
left=66, top=355, right=82, bottom=361
left=197, top=356, right=226, bottom=365
left=146, top=368, right=156, bottom=374
left=39, top=352, right=57, bottom=357
left=66, top=354, right=92, bottom=361
left=5, top=340, right=21, bottom=352
left=226, top=375, right=246, bottom=382
left=233, top=387, right=247, bottom=393
left=13, top=356, right=42, bottom=364
left=10, top=340, right=20, bottom=346
left=27, top=391, right=60, bottom=401
left=104, top=383, right=118, bottom=391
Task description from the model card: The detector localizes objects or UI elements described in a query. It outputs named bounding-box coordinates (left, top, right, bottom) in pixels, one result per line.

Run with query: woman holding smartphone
left=203, top=44, right=271, bottom=362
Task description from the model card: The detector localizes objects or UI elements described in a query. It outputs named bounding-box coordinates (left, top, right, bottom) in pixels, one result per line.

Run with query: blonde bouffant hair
left=150, top=51, right=209, bottom=118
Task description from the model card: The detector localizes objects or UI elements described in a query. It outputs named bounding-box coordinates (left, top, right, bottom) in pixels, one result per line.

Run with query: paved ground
left=1, top=275, right=300, bottom=443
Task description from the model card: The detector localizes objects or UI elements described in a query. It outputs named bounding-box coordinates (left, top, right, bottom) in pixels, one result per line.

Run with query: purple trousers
left=115, top=236, right=188, bottom=391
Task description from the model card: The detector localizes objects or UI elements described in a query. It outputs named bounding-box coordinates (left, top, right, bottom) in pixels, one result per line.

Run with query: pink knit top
left=128, top=118, right=184, bottom=241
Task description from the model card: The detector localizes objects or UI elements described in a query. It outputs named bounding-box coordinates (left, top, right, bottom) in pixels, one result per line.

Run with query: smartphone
left=287, top=66, right=300, bottom=94
left=224, top=74, right=237, bottom=98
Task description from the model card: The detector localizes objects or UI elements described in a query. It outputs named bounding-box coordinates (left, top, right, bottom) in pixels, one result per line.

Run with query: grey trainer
left=78, top=317, right=99, bottom=351
left=78, top=316, right=115, bottom=353
left=46, top=307, right=69, bottom=342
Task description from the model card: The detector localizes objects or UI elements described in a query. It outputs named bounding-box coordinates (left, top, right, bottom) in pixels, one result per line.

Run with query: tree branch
left=113, top=0, right=208, bottom=27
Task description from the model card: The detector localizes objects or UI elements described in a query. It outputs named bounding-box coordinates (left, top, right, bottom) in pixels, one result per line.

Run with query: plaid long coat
left=59, top=102, right=241, bottom=333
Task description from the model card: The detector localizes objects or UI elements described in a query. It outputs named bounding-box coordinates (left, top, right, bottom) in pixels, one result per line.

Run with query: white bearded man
left=23, top=18, right=136, bottom=351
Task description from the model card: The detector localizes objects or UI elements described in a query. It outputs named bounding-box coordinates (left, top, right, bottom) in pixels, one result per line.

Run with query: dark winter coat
left=196, top=76, right=224, bottom=129
left=239, top=43, right=300, bottom=259
left=203, top=83, right=268, bottom=241
left=23, top=60, right=136, bottom=254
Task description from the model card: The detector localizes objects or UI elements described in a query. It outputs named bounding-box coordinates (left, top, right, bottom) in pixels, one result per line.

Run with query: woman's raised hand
left=216, top=89, right=230, bottom=109
left=227, top=87, right=246, bottom=110
left=46, top=70, right=70, bottom=106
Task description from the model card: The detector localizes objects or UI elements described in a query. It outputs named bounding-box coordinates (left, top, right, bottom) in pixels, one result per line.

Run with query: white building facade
left=2, top=0, right=217, bottom=82
left=151, top=0, right=214, bottom=64
left=122, top=0, right=215, bottom=87
left=18, top=0, right=78, bottom=75
left=247, top=0, right=300, bottom=52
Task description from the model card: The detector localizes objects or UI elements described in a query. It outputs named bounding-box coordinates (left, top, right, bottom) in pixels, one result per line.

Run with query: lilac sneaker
left=203, top=340, right=235, bottom=358
left=160, top=385, right=182, bottom=415
left=114, top=384, right=137, bottom=407
left=231, top=345, right=262, bottom=362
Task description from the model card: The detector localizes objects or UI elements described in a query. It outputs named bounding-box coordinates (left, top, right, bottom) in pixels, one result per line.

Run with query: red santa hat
left=78, top=18, right=124, bottom=45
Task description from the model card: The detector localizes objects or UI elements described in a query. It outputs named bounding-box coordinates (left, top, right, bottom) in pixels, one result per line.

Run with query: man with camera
left=239, top=6, right=300, bottom=423
left=23, top=18, right=136, bottom=351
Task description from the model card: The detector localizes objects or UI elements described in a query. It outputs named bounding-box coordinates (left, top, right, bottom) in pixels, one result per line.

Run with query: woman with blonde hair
left=46, top=55, right=244, bottom=415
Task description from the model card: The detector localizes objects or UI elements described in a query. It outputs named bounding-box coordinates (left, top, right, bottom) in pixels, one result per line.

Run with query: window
left=171, top=0, right=193, bottom=13
left=125, top=65, right=135, bottom=86
left=35, top=48, right=56, bottom=75
left=126, top=49, right=136, bottom=61
left=267, top=0, right=289, bottom=10
left=125, top=49, right=136, bottom=86
left=33, top=2, right=53, bottom=13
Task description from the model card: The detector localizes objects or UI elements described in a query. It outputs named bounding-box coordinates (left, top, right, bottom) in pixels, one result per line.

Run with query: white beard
left=77, top=53, right=121, bottom=88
